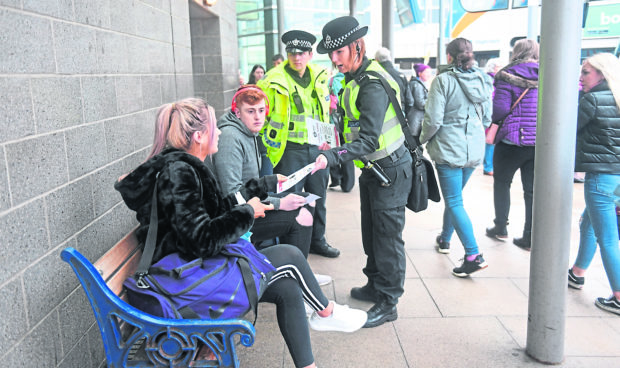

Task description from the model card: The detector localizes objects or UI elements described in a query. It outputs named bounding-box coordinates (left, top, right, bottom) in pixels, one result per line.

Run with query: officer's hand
left=311, top=154, right=328, bottom=174
left=318, top=142, right=331, bottom=151
left=279, top=194, right=305, bottom=211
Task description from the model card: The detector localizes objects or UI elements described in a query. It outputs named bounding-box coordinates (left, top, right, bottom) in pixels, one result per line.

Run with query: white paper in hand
left=304, top=193, right=321, bottom=204
left=277, top=163, right=315, bottom=193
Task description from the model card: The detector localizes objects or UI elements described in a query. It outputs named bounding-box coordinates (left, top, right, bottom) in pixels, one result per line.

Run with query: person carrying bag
left=123, top=173, right=275, bottom=321
left=485, top=87, right=530, bottom=145
left=363, top=70, right=441, bottom=213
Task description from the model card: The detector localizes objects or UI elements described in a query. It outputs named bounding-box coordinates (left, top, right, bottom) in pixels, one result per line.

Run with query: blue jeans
left=436, top=165, right=479, bottom=256
left=483, top=143, right=494, bottom=173
left=574, top=173, right=620, bottom=292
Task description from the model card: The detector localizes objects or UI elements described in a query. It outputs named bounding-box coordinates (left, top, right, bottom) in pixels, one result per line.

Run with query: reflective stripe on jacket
left=341, top=60, right=405, bottom=168
left=257, top=62, right=330, bottom=167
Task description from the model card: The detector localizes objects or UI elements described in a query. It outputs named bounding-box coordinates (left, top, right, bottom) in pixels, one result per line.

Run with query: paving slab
left=236, top=167, right=618, bottom=367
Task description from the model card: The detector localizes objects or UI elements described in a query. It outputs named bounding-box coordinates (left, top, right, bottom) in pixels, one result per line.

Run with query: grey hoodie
left=212, top=111, right=282, bottom=209
left=420, top=65, right=493, bottom=168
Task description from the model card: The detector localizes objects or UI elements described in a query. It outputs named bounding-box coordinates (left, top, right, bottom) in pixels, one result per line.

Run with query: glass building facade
left=236, top=0, right=372, bottom=80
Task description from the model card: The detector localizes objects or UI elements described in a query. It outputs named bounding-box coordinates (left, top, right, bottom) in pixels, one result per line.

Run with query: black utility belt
left=373, top=145, right=408, bottom=167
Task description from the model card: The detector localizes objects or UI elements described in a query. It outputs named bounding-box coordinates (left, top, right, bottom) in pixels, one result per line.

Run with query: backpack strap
left=134, top=165, right=203, bottom=288
left=134, top=173, right=160, bottom=288
left=221, top=250, right=261, bottom=324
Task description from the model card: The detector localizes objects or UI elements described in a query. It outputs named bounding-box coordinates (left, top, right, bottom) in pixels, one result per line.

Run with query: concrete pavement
left=237, top=167, right=620, bottom=367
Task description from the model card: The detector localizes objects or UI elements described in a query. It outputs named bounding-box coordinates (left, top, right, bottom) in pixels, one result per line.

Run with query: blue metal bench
left=60, top=230, right=255, bottom=367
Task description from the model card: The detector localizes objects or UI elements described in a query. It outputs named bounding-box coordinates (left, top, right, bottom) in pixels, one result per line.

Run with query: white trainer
left=308, top=302, right=367, bottom=333
left=314, top=273, right=332, bottom=286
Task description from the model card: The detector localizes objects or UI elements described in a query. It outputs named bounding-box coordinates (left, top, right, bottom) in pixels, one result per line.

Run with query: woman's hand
left=247, top=197, right=274, bottom=218
left=311, top=154, right=328, bottom=174
left=279, top=194, right=306, bottom=211
left=276, top=174, right=288, bottom=183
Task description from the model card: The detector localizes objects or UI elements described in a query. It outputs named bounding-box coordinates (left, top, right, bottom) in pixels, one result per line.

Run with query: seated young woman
left=114, top=98, right=367, bottom=368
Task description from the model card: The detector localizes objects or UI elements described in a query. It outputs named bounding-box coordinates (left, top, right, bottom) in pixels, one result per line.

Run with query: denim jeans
left=483, top=143, right=494, bottom=173
left=574, top=173, right=620, bottom=292
left=436, top=165, right=479, bottom=256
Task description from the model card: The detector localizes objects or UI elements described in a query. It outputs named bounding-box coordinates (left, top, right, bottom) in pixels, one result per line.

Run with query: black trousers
left=359, top=146, right=412, bottom=305
left=274, top=143, right=330, bottom=249
left=492, top=142, right=536, bottom=237
left=251, top=203, right=315, bottom=257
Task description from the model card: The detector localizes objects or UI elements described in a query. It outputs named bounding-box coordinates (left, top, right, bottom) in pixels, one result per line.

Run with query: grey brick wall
left=191, top=0, right=240, bottom=117
left=0, top=0, right=240, bottom=366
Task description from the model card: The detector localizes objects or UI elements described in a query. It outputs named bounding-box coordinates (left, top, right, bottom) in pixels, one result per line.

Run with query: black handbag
left=366, top=71, right=440, bottom=212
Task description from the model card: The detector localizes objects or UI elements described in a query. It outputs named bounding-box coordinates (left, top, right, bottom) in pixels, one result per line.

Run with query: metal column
left=438, top=0, right=446, bottom=65
left=349, top=0, right=357, bottom=16
left=527, top=0, right=541, bottom=41
left=381, top=0, right=394, bottom=51
left=526, top=0, right=583, bottom=364
left=276, top=0, right=284, bottom=55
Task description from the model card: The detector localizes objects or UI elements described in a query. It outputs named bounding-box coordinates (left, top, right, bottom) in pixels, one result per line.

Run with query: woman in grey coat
left=420, top=38, right=493, bottom=277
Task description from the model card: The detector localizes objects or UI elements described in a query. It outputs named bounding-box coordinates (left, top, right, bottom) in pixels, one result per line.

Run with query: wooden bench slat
left=106, top=249, right=142, bottom=296
left=95, top=230, right=141, bottom=282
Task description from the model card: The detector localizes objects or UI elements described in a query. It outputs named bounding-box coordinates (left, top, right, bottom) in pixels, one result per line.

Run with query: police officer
left=258, top=30, right=340, bottom=258
left=312, top=16, right=413, bottom=328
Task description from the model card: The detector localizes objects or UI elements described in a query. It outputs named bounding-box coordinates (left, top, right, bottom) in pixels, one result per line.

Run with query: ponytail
left=147, top=98, right=215, bottom=160
left=446, top=38, right=475, bottom=70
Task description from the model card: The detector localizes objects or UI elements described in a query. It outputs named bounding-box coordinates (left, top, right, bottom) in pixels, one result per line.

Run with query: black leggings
left=492, top=142, right=535, bottom=236
left=259, top=245, right=329, bottom=368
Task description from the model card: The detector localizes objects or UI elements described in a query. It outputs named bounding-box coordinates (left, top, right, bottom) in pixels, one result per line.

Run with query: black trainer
left=595, top=295, right=620, bottom=316
left=309, top=242, right=340, bottom=258
left=486, top=224, right=508, bottom=241
left=568, top=269, right=584, bottom=289
left=436, top=235, right=450, bottom=254
left=452, top=254, right=488, bottom=278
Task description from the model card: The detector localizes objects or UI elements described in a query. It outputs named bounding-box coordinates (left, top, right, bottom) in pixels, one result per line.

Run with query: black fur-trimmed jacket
left=115, top=148, right=276, bottom=263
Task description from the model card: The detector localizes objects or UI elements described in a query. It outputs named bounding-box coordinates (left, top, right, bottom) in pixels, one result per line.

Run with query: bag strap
left=222, top=250, right=261, bottom=324
left=493, top=87, right=530, bottom=130
left=134, top=165, right=204, bottom=288
left=363, top=70, right=422, bottom=152
left=134, top=173, right=160, bottom=288
left=510, top=87, right=530, bottom=112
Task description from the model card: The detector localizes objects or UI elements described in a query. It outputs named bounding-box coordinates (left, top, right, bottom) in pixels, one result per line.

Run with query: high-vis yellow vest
left=257, top=62, right=330, bottom=167
left=341, top=60, right=406, bottom=168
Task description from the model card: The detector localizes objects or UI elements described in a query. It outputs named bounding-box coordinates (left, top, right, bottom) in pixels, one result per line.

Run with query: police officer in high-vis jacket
left=312, top=16, right=413, bottom=328
left=257, top=30, right=341, bottom=258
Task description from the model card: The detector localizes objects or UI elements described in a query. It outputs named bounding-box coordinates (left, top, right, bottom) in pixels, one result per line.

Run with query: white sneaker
left=314, top=273, right=332, bottom=286
left=308, top=302, right=367, bottom=333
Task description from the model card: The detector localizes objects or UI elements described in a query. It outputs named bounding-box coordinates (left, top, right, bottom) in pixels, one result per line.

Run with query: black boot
left=363, top=300, right=398, bottom=328
left=486, top=222, right=508, bottom=240
left=513, top=231, right=531, bottom=251
left=351, top=284, right=380, bottom=303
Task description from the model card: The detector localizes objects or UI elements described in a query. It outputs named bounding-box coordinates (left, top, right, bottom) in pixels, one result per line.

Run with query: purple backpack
left=124, top=238, right=275, bottom=320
